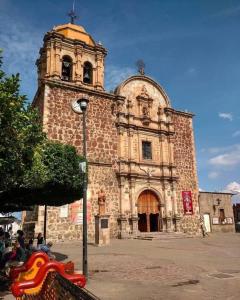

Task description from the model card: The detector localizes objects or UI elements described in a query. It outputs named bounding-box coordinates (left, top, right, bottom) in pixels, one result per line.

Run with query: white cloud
left=208, top=145, right=237, bottom=154
left=0, top=14, right=42, bottom=99
left=218, top=112, right=233, bottom=121
left=209, top=144, right=240, bottom=167
left=208, top=171, right=219, bottom=179
left=224, top=181, right=240, bottom=193
left=105, top=65, right=135, bottom=91
left=233, top=130, right=240, bottom=137
left=223, top=181, right=240, bottom=203
left=186, top=67, right=196, bottom=75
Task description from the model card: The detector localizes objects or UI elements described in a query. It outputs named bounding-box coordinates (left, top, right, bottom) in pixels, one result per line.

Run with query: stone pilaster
left=118, top=214, right=128, bottom=239
left=129, top=214, right=139, bottom=237
left=174, top=215, right=181, bottom=232
left=75, top=46, right=82, bottom=83
left=95, top=52, right=104, bottom=90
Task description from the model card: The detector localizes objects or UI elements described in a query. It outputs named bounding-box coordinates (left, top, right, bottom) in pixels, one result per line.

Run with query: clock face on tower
left=71, top=100, right=82, bottom=114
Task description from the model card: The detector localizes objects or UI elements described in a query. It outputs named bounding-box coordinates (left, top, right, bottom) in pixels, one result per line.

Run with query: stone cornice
left=117, top=172, right=179, bottom=181
left=119, top=160, right=177, bottom=169
left=199, top=191, right=234, bottom=196
left=116, top=122, right=174, bottom=135
left=166, top=107, right=195, bottom=118
left=88, top=161, right=112, bottom=167
left=43, top=31, right=107, bottom=56
left=36, top=79, right=119, bottom=101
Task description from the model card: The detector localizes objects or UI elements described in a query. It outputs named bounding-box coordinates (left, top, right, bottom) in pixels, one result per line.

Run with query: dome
left=53, top=23, right=95, bottom=46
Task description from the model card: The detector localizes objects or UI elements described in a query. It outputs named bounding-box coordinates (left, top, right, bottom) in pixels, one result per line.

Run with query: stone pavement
left=2, top=233, right=240, bottom=299
left=55, top=232, right=240, bottom=300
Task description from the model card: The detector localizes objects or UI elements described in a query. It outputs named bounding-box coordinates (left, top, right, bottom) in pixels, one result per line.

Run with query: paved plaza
left=2, top=233, right=240, bottom=299
left=57, top=233, right=240, bottom=300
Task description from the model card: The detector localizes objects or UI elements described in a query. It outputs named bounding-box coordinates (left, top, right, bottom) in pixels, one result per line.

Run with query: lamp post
left=77, top=97, right=89, bottom=278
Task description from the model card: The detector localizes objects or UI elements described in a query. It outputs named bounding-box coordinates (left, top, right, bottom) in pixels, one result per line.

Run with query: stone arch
left=137, top=189, right=163, bottom=232
left=61, top=55, right=73, bottom=81
left=136, top=186, right=162, bottom=202
left=83, top=61, right=93, bottom=84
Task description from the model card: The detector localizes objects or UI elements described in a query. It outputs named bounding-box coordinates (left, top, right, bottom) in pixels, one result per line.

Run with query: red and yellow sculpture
left=10, top=252, right=86, bottom=298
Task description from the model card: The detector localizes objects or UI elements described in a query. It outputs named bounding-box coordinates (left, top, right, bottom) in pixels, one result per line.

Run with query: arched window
left=61, top=56, right=72, bottom=81
left=83, top=61, right=93, bottom=84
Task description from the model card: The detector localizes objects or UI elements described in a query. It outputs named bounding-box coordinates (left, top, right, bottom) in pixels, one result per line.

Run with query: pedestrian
left=40, top=241, right=55, bottom=259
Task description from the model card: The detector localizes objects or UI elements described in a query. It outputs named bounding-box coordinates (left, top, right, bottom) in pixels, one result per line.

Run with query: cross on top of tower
left=68, top=0, right=78, bottom=24
left=136, top=59, right=146, bottom=75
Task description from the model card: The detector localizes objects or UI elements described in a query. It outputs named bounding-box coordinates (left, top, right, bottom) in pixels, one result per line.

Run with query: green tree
left=0, top=51, right=45, bottom=192
left=23, top=141, right=85, bottom=197
left=0, top=52, right=84, bottom=212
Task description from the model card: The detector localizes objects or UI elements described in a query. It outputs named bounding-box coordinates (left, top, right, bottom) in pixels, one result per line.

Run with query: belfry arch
left=137, top=190, right=162, bottom=232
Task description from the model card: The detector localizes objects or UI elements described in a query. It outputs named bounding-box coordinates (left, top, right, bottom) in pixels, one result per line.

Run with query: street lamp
left=77, top=97, right=89, bottom=278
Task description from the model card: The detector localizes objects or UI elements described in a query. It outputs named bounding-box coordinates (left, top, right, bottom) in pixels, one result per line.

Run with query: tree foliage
left=0, top=52, right=84, bottom=212
left=23, top=141, right=85, bottom=194
left=0, top=50, right=45, bottom=192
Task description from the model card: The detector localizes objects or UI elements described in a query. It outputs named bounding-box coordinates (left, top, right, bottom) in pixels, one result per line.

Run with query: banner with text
left=182, top=191, right=193, bottom=215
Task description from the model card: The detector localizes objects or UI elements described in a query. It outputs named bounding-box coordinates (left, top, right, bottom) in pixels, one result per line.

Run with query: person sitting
left=40, top=242, right=55, bottom=259
left=37, top=233, right=44, bottom=249
left=0, top=233, right=5, bottom=261
left=4, top=241, right=27, bottom=275
left=0, top=242, right=13, bottom=269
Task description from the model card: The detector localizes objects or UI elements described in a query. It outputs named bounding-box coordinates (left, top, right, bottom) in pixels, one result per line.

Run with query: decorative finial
left=136, top=59, right=145, bottom=75
left=68, top=0, right=78, bottom=24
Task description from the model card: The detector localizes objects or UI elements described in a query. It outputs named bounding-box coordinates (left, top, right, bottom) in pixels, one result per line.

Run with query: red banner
left=182, top=191, right=193, bottom=215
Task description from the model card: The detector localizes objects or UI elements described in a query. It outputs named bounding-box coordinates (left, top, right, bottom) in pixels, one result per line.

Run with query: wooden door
left=138, top=190, right=159, bottom=232
left=203, top=214, right=211, bottom=232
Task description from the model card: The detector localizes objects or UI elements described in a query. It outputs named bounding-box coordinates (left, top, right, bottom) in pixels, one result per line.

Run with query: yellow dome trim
left=53, top=23, right=95, bottom=46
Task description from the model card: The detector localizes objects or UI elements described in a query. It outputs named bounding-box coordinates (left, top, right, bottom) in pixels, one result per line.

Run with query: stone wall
left=31, top=81, right=120, bottom=241
left=43, top=82, right=118, bottom=163
left=199, top=192, right=235, bottom=233
left=172, top=111, right=200, bottom=234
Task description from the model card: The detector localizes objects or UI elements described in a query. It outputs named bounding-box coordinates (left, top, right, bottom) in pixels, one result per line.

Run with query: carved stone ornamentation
left=98, top=189, right=106, bottom=216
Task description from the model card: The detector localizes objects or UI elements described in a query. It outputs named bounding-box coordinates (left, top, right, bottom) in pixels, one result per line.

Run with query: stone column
left=174, top=215, right=181, bottom=232
left=95, top=52, right=103, bottom=90
left=75, top=46, right=82, bottom=83
left=159, top=203, right=165, bottom=232
left=172, top=181, right=180, bottom=232
left=53, top=40, right=61, bottom=79
left=164, top=180, right=173, bottom=232
left=129, top=178, right=136, bottom=216
left=172, top=181, right=178, bottom=216
left=118, top=177, right=128, bottom=238
left=45, top=43, right=51, bottom=77
left=129, top=215, right=138, bottom=237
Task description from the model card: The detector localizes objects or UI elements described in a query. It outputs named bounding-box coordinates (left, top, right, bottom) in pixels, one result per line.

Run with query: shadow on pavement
left=52, top=251, right=68, bottom=262
left=0, top=275, right=11, bottom=299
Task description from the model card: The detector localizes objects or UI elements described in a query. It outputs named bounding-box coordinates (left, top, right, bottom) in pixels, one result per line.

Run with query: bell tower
left=36, top=23, right=107, bottom=90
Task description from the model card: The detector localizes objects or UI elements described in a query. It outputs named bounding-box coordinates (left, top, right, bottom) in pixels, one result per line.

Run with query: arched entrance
left=137, top=190, right=161, bottom=232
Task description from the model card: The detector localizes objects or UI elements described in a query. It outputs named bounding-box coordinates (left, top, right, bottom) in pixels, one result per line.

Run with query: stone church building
left=23, top=22, right=200, bottom=241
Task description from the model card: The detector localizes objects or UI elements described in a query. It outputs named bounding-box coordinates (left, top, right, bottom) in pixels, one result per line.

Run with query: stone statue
left=98, top=189, right=106, bottom=216
left=142, top=106, right=149, bottom=117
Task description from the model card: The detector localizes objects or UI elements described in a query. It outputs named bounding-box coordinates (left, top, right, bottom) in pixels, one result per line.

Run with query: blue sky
left=0, top=0, right=240, bottom=200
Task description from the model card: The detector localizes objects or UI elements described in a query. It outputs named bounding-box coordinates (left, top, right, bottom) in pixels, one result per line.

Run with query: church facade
left=22, top=22, right=200, bottom=241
